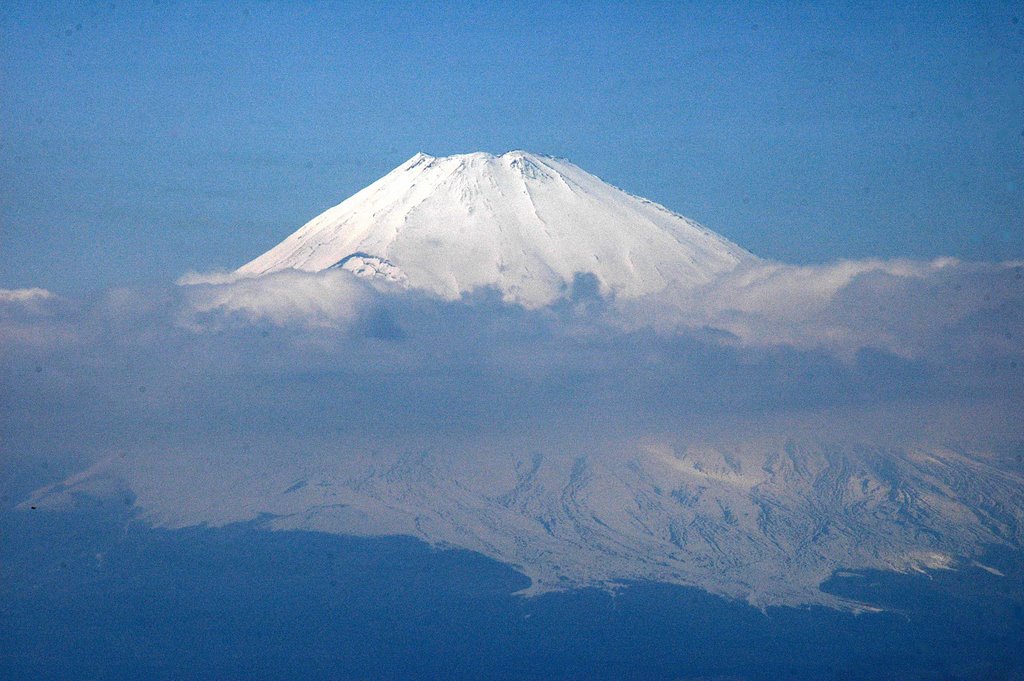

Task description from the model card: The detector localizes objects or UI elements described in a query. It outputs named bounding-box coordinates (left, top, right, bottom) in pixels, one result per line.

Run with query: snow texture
left=24, top=438, right=1024, bottom=609
left=237, top=151, right=754, bottom=307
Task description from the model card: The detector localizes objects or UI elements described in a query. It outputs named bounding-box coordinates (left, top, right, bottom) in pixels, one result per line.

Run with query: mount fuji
left=237, top=151, right=754, bottom=306
left=19, top=151, right=1024, bottom=610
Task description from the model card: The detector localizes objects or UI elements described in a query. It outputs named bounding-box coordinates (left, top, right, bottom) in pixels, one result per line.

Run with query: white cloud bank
left=177, top=268, right=377, bottom=328
left=3, top=257, right=1023, bottom=608
left=620, top=257, right=1024, bottom=361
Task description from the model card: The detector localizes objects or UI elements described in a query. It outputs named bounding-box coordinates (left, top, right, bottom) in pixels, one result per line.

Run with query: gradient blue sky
left=2, top=1, right=1022, bottom=293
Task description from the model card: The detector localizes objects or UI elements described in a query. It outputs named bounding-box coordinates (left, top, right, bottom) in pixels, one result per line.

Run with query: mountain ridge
left=23, top=437, right=1023, bottom=609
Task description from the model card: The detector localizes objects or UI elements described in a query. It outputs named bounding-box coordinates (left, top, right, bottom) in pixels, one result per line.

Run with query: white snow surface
left=237, top=151, right=754, bottom=306
left=24, top=438, right=1024, bottom=609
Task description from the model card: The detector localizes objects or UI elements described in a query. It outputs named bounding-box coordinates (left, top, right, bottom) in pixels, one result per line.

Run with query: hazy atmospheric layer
left=6, top=152, right=1023, bottom=608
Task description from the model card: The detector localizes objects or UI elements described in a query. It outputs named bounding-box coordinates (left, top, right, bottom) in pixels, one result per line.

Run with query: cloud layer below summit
left=4, top=253, right=1023, bottom=606
left=3, top=252, right=1022, bottom=478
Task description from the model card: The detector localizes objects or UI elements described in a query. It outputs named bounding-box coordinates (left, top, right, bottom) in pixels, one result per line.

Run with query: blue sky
left=2, top=6, right=1024, bottom=657
left=1, top=1, right=1022, bottom=293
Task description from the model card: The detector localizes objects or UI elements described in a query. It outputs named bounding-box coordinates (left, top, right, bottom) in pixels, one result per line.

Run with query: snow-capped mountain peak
left=236, top=151, right=755, bottom=306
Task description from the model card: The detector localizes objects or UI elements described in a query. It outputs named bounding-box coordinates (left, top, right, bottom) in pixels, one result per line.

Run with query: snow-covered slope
left=23, top=439, right=1023, bottom=609
left=237, top=151, right=754, bottom=306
